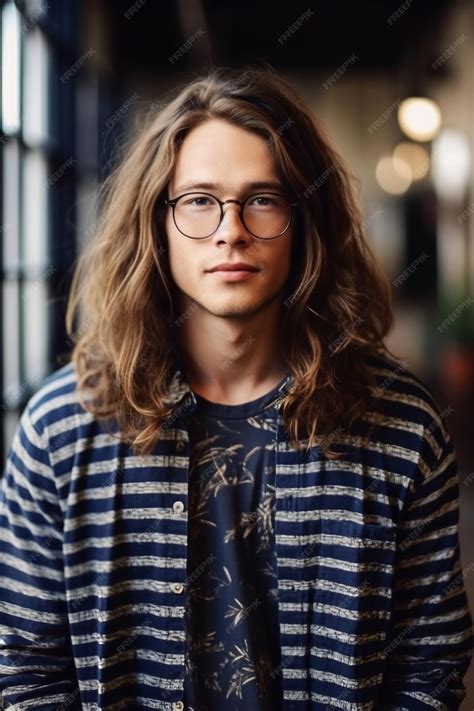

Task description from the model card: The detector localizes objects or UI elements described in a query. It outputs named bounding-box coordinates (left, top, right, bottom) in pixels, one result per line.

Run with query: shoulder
left=3, top=362, right=93, bottom=502
left=367, top=353, right=445, bottom=418
left=22, top=360, right=94, bottom=455
left=364, top=353, right=453, bottom=471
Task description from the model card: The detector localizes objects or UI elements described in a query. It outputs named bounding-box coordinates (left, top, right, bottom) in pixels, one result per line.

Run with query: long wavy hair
left=64, top=64, right=401, bottom=459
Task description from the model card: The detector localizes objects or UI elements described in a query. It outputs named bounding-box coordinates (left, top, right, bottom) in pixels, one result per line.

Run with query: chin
left=208, top=297, right=270, bottom=318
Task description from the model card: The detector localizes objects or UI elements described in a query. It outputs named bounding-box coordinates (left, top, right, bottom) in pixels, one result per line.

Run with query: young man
left=0, top=66, right=472, bottom=710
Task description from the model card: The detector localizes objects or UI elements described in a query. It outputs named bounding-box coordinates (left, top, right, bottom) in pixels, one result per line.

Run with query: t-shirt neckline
left=192, top=371, right=291, bottom=419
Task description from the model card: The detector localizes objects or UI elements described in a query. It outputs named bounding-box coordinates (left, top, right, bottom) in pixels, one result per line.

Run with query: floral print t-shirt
left=182, top=373, right=291, bottom=711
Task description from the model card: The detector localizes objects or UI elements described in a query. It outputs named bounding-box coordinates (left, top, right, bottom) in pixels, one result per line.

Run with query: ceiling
left=108, top=0, right=455, bottom=80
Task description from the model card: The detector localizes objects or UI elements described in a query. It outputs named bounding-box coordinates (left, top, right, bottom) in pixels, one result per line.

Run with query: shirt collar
left=161, top=351, right=193, bottom=408
left=163, top=351, right=294, bottom=414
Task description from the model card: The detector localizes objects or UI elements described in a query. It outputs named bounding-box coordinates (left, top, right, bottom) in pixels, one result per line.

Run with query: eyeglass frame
left=163, top=191, right=299, bottom=240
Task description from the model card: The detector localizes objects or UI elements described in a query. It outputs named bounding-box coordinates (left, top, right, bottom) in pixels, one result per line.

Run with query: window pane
left=3, top=409, right=20, bottom=460
left=22, top=278, right=49, bottom=384
left=23, top=150, right=49, bottom=271
left=77, top=178, right=99, bottom=249
left=24, top=0, right=49, bottom=20
left=2, top=139, right=20, bottom=271
left=3, top=280, right=20, bottom=400
left=23, top=26, right=51, bottom=145
left=1, top=1, right=21, bottom=134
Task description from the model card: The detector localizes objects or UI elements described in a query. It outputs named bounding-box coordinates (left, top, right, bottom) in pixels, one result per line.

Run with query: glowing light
left=393, top=142, right=430, bottom=181
left=432, top=128, right=471, bottom=201
left=2, top=1, right=21, bottom=134
left=376, top=155, right=412, bottom=195
left=397, top=97, right=442, bottom=141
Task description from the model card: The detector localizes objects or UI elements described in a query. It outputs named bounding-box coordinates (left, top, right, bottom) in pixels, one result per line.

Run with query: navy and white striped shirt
left=0, top=354, right=472, bottom=710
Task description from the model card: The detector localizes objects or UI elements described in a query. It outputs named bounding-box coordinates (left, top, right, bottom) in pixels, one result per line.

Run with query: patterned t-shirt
left=182, top=373, right=291, bottom=711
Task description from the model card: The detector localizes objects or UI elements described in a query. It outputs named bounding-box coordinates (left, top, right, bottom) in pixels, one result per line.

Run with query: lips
left=208, top=263, right=259, bottom=272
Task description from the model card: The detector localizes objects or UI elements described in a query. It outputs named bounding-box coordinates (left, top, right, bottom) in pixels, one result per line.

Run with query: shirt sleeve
left=382, top=408, right=474, bottom=710
left=0, top=403, right=81, bottom=710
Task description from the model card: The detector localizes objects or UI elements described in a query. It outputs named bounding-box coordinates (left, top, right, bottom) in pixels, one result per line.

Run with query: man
left=0, top=66, right=472, bottom=710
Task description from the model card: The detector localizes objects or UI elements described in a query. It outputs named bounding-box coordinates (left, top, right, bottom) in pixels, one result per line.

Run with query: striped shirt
left=0, top=354, right=472, bottom=710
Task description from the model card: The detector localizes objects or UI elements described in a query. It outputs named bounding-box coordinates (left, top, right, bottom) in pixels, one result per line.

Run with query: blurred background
left=1, top=0, right=473, bottom=704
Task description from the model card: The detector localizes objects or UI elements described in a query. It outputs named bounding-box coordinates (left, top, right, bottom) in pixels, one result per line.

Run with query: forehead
left=169, top=119, right=281, bottom=194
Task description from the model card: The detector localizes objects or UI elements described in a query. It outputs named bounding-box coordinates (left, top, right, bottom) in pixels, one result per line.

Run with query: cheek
left=164, top=212, right=174, bottom=245
left=166, top=232, right=197, bottom=287
left=273, top=240, right=293, bottom=289
left=274, top=234, right=293, bottom=274
left=168, top=238, right=186, bottom=272
left=165, top=217, right=183, bottom=263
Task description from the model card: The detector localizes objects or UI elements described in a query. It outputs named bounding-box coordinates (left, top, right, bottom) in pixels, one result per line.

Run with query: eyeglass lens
left=173, top=193, right=291, bottom=239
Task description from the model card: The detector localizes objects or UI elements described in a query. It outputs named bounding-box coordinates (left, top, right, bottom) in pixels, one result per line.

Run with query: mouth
left=208, top=270, right=259, bottom=282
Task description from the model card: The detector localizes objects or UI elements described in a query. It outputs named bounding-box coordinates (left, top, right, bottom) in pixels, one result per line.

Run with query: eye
left=250, top=195, right=275, bottom=207
left=182, top=195, right=213, bottom=207
left=248, top=194, right=283, bottom=208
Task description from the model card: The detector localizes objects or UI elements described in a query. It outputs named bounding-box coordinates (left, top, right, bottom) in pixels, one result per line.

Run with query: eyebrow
left=173, top=180, right=285, bottom=194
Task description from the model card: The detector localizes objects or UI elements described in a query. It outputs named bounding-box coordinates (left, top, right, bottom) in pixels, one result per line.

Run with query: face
left=164, top=119, right=294, bottom=320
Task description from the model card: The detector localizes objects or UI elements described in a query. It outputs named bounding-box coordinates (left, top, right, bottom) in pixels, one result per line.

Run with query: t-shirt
left=182, top=373, right=291, bottom=711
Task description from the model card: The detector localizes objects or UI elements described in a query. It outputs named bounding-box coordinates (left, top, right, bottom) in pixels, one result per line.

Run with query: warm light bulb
left=376, top=155, right=412, bottom=194
left=393, top=142, right=430, bottom=181
left=397, top=97, right=442, bottom=142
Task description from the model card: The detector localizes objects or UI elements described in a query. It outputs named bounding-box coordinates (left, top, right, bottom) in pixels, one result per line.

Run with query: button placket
left=169, top=387, right=190, bottom=711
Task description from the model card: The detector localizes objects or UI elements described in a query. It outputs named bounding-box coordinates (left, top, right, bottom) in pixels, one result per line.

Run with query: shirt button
left=171, top=582, right=184, bottom=594
left=173, top=500, right=184, bottom=514
left=172, top=702, right=184, bottom=711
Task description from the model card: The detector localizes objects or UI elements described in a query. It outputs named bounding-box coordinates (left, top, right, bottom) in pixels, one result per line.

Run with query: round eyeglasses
left=163, top=191, right=298, bottom=240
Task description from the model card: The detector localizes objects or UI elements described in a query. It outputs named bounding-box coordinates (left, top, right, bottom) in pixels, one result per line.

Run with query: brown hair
left=64, top=64, right=401, bottom=459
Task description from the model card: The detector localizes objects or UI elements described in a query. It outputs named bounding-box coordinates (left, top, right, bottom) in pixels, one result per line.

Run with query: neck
left=176, top=296, right=288, bottom=403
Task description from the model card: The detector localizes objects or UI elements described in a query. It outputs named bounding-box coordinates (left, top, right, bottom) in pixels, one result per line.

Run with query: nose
left=212, top=202, right=251, bottom=245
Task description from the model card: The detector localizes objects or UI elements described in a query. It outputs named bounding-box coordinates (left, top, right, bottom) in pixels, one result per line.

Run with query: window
left=0, top=0, right=78, bottom=464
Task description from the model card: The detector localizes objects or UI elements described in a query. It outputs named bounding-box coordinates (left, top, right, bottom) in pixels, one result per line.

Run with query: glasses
left=164, top=191, right=298, bottom=240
